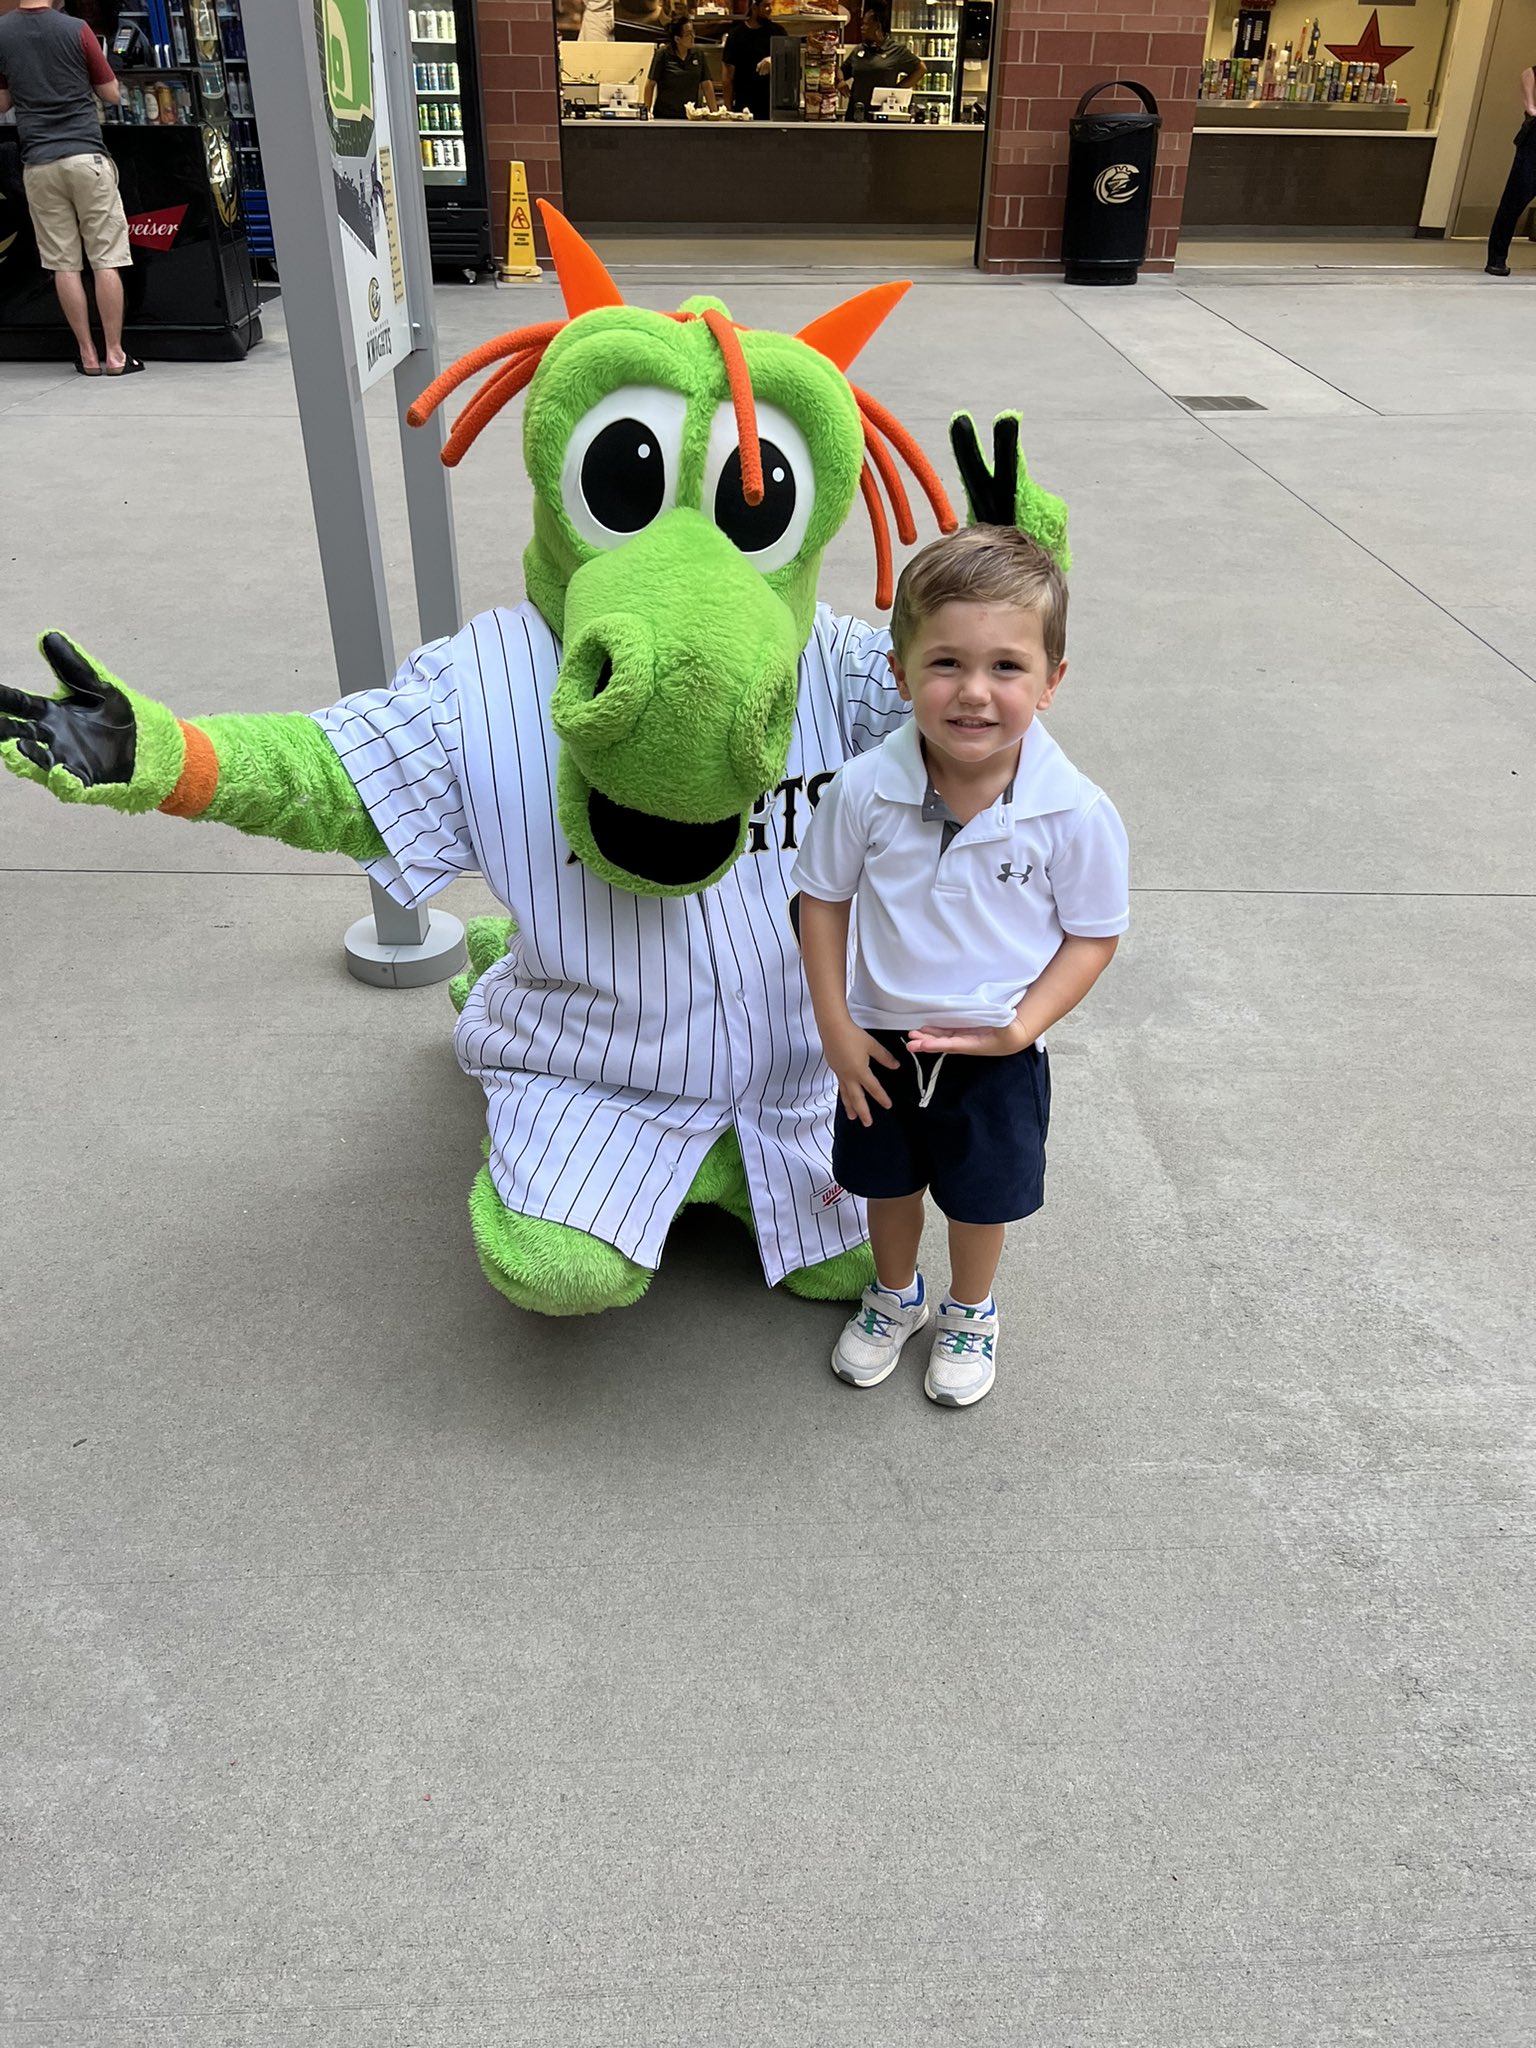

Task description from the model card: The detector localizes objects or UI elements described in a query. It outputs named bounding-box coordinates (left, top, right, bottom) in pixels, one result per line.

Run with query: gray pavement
left=3, top=260, right=1533, bottom=2045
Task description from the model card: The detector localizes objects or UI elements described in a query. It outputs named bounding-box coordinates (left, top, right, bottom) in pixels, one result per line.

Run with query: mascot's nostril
left=592, top=658, right=612, bottom=699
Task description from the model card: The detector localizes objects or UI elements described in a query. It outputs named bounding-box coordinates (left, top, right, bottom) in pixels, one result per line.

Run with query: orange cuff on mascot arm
left=159, top=720, right=219, bottom=819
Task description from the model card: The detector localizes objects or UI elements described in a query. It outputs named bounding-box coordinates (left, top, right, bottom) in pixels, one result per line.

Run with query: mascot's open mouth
left=587, top=786, right=742, bottom=888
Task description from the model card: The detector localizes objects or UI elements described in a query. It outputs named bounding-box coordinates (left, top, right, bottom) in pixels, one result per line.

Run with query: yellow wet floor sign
left=501, top=163, right=542, bottom=281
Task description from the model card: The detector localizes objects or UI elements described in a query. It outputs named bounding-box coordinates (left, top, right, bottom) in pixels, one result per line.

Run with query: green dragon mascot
left=0, top=205, right=1068, bottom=1319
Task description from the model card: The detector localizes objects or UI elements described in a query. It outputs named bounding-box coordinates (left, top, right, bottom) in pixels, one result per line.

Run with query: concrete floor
left=3, top=262, right=1533, bottom=2044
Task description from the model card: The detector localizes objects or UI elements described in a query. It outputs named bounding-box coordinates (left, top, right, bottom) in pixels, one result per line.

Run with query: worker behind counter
left=841, top=0, right=923, bottom=118
left=722, top=0, right=785, bottom=121
left=646, top=13, right=719, bottom=118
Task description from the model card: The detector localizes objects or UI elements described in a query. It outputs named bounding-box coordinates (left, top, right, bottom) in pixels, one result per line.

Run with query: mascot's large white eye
left=703, top=400, right=814, bottom=573
left=561, top=386, right=689, bottom=550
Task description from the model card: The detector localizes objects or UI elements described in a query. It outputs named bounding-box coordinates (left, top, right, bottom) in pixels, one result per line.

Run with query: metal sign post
left=241, top=0, right=466, bottom=989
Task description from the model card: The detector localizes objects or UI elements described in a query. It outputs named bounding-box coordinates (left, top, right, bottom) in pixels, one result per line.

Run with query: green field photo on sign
left=315, top=0, right=379, bottom=255
left=317, top=0, right=375, bottom=157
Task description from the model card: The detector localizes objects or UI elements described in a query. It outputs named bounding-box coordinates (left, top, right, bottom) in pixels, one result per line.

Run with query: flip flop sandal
left=104, top=357, right=146, bottom=376
left=75, top=357, right=102, bottom=377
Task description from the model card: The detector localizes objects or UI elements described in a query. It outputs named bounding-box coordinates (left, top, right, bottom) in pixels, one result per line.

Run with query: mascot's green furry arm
left=1, top=204, right=1068, bottom=1322
left=0, top=640, right=387, bottom=859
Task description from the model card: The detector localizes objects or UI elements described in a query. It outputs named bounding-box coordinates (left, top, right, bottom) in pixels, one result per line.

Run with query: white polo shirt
left=791, top=715, right=1129, bottom=1030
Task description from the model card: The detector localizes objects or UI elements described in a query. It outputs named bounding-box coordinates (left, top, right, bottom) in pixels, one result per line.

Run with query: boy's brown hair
left=890, top=525, right=1069, bottom=669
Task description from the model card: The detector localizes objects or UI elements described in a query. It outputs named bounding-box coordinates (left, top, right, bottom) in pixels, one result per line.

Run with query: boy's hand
left=905, top=1020, right=1028, bottom=1058
left=824, top=1018, right=901, bottom=1126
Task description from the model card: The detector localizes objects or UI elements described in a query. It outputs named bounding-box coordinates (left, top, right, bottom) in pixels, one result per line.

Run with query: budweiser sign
left=126, top=205, right=189, bottom=251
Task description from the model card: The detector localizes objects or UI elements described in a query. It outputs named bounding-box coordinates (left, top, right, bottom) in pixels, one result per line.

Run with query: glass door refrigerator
left=889, top=0, right=991, bottom=123
left=891, top=0, right=958, bottom=122
left=407, top=3, right=492, bottom=273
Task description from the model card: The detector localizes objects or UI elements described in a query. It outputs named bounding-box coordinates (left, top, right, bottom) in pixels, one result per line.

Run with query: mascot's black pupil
left=582, top=419, right=666, bottom=533
left=714, top=441, right=796, bottom=555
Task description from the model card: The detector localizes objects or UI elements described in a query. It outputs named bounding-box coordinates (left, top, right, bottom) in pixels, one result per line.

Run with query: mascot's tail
left=448, top=915, right=517, bottom=1015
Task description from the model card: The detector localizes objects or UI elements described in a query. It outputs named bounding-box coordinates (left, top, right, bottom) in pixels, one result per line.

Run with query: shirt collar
left=874, top=715, right=1080, bottom=820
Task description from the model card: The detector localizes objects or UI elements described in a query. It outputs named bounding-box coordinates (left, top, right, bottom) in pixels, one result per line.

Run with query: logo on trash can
left=1094, top=164, right=1140, bottom=205
left=368, top=276, right=382, bottom=321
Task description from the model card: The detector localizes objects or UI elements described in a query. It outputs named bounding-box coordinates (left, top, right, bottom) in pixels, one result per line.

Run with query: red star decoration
left=1324, top=10, right=1413, bottom=75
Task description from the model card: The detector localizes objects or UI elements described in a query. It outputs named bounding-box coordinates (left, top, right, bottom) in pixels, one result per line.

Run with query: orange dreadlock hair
left=405, top=203, right=957, bottom=609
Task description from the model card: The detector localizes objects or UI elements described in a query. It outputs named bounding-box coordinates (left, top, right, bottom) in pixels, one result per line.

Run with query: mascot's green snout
left=552, top=510, right=804, bottom=891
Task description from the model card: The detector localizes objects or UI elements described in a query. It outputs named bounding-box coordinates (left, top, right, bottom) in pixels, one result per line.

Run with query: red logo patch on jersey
left=817, top=1182, right=845, bottom=1209
left=126, top=205, right=189, bottom=250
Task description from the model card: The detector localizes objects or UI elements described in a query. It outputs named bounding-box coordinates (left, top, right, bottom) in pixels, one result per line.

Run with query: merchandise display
left=1185, top=1, right=1451, bottom=229
left=1201, top=13, right=1401, bottom=106
left=0, top=207, right=1069, bottom=1320
left=1200, top=4, right=1450, bottom=127
left=101, top=3, right=269, bottom=261
left=803, top=28, right=840, bottom=121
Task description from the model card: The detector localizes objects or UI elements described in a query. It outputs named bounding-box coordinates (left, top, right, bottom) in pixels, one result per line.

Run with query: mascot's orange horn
left=536, top=199, right=626, bottom=319
left=795, top=281, right=912, bottom=373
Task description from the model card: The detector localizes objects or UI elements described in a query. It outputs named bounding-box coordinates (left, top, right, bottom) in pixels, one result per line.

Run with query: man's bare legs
left=93, top=267, right=126, bottom=371
left=49, top=268, right=126, bottom=373
left=51, top=268, right=98, bottom=370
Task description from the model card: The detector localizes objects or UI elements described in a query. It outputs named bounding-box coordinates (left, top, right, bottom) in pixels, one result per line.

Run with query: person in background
left=840, top=0, right=922, bottom=117
left=722, top=0, right=784, bottom=121
left=645, top=15, right=718, bottom=118
left=0, top=0, right=141, bottom=374
left=1485, top=60, right=1536, bottom=276
left=577, top=0, right=616, bottom=41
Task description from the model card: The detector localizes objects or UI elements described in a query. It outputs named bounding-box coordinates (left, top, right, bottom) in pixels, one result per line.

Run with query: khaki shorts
left=22, top=152, right=132, bottom=272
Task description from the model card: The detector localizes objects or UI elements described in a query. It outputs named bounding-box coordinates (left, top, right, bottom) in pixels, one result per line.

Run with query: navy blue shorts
left=832, top=1031, right=1051, bottom=1226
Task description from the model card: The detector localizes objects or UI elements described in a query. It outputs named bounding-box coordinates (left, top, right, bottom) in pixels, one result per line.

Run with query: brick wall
left=476, top=0, right=564, bottom=259
left=980, top=0, right=1206, bottom=273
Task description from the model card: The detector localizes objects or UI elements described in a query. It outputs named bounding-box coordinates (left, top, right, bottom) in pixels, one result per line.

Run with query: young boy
left=791, top=525, right=1128, bottom=1408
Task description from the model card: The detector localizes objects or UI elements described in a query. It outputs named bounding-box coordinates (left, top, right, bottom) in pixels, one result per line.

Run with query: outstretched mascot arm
left=949, top=412, right=1071, bottom=570
left=0, top=633, right=386, bottom=862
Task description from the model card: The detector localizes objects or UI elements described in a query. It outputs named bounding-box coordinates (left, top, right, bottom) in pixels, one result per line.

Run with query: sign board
left=315, top=0, right=411, bottom=389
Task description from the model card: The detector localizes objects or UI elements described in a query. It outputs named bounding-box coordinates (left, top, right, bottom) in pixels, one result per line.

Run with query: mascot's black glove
left=0, top=633, right=137, bottom=788
left=949, top=411, right=1070, bottom=569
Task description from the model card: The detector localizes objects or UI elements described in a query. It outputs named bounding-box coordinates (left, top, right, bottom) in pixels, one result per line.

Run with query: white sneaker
left=924, top=1300, right=998, bottom=1407
left=832, top=1281, right=930, bottom=1388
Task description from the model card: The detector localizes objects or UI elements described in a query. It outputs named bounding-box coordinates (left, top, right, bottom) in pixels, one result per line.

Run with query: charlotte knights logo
left=1094, top=163, right=1140, bottom=205
left=367, top=275, right=382, bottom=321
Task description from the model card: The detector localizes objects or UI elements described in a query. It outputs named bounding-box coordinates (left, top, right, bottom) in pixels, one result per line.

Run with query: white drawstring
left=911, top=1048, right=947, bottom=1109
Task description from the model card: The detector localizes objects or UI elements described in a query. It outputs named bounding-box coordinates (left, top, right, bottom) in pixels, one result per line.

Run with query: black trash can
left=1061, top=81, right=1161, bottom=287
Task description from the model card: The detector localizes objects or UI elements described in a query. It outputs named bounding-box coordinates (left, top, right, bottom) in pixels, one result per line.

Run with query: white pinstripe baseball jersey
left=312, top=601, right=907, bottom=1284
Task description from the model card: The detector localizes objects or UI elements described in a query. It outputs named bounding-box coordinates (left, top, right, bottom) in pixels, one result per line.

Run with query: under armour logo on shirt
left=997, top=861, right=1032, bottom=885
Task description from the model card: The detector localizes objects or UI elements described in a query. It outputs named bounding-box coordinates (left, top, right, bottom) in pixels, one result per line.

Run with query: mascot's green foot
left=780, top=1241, right=876, bottom=1303
left=468, top=1124, right=868, bottom=1313
left=449, top=916, right=518, bottom=1014
left=468, top=1166, right=652, bottom=1316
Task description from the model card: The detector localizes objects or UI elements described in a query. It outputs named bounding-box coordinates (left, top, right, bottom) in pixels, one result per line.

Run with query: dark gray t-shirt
left=0, top=7, right=113, bottom=167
